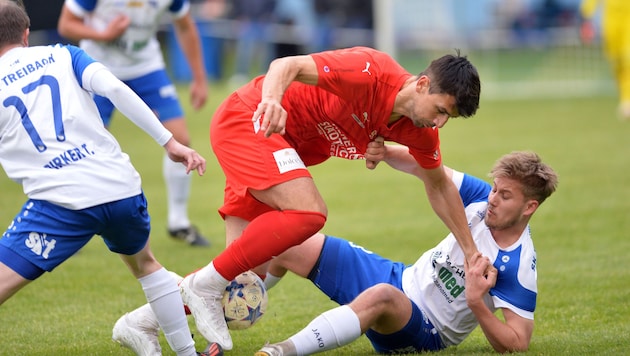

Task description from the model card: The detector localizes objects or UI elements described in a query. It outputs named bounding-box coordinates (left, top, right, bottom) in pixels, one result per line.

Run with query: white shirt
left=402, top=171, right=538, bottom=346
left=64, top=0, right=189, bottom=80
left=0, top=44, right=171, bottom=209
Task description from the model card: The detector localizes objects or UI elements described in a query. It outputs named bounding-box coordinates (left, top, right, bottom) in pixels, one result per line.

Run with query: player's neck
left=490, top=223, right=528, bottom=248
left=0, top=44, right=22, bottom=58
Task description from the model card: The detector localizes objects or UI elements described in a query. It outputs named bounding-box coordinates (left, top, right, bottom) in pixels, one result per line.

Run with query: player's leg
left=180, top=178, right=327, bottom=350
left=162, top=117, right=209, bottom=246
left=127, top=71, right=210, bottom=247
left=181, top=96, right=328, bottom=348
left=0, top=262, right=31, bottom=305
left=102, top=194, right=196, bottom=356
left=256, top=284, right=410, bottom=356
left=263, top=232, right=327, bottom=290
left=118, top=247, right=197, bottom=356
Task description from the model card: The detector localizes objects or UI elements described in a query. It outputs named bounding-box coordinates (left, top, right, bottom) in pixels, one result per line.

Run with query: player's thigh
left=250, top=176, right=326, bottom=213
left=0, top=262, right=31, bottom=305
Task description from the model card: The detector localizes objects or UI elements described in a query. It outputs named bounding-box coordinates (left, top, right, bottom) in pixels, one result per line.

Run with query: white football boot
left=112, top=305, right=161, bottom=356
left=179, top=272, right=233, bottom=350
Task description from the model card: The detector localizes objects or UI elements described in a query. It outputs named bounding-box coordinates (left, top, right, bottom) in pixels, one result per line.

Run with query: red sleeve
left=383, top=119, right=442, bottom=170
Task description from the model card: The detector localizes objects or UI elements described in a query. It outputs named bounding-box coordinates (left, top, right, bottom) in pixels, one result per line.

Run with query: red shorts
left=210, top=93, right=312, bottom=221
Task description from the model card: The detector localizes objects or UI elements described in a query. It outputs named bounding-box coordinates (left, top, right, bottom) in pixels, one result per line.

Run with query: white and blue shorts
left=0, top=193, right=151, bottom=280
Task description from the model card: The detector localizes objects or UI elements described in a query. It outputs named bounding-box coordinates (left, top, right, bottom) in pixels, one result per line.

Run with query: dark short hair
left=420, top=50, right=481, bottom=118
left=0, top=0, right=30, bottom=48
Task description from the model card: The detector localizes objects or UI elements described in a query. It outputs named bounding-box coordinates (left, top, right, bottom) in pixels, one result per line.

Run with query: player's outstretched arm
left=83, top=63, right=205, bottom=175
left=365, top=138, right=479, bottom=262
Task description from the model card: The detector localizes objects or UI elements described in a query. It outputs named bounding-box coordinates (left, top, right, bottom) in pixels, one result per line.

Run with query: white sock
left=264, top=272, right=282, bottom=290
left=139, top=268, right=195, bottom=356
left=194, top=261, right=230, bottom=295
left=289, top=305, right=361, bottom=355
left=163, top=154, right=192, bottom=230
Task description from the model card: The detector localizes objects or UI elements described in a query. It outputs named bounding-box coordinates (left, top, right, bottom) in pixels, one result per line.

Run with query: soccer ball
left=222, top=271, right=268, bottom=330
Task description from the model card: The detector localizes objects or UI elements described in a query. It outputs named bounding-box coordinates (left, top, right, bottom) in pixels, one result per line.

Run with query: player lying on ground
left=254, top=148, right=558, bottom=355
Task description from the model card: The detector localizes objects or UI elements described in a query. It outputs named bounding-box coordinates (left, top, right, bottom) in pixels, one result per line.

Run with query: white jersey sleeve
left=0, top=44, right=144, bottom=209
left=65, top=0, right=190, bottom=80
left=401, top=171, right=538, bottom=346
left=83, top=64, right=172, bottom=146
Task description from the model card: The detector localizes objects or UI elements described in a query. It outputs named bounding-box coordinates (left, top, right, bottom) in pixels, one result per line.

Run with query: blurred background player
left=0, top=1, right=211, bottom=354
left=580, top=0, right=630, bottom=120
left=57, top=0, right=212, bottom=246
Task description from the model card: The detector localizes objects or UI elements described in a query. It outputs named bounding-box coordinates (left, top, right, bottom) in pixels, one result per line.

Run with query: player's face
left=410, top=79, right=458, bottom=128
left=485, top=177, right=529, bottom=231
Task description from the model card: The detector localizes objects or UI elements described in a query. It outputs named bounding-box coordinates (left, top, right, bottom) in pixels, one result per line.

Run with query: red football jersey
left=235, top=46, right=442, bottom=169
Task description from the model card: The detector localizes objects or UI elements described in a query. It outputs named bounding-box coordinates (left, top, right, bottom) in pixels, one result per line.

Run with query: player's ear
left=416, top=75, right=430, bottom=93
left=23, top=28, right=29, bottom=47
left=523, top=199, right=539, bottom=216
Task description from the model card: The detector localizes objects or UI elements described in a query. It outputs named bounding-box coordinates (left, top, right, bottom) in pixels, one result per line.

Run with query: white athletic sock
left=139, top=268, right=196, bottom=356
left=163, top=154, right=192, bottom=230
left=264, top=272, right=282, bottom=290
left=289, top=305, right=361, bottom=355
left=194, top=261, right=230, bottom=295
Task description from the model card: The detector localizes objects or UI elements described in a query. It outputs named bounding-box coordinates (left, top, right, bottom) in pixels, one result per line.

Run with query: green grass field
left=1, top=77, right=630, bottom=355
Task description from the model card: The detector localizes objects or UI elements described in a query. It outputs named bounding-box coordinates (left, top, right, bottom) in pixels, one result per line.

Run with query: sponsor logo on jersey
left=273, top=148, right=306, bottom=173
left=316, top=121, right=363, bottom=159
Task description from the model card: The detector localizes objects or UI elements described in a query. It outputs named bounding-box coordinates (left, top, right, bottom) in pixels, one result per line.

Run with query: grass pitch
left=1, top=80, right=629, bottom=355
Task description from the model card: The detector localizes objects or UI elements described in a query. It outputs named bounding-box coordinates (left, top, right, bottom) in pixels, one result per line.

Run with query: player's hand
left=365, top=136, right=385, bottom=170
left=190, top=78, right=208, bottom=111
left=464, top=252, right=497, bottom=304
left=103, top=14, right=130, bottom=42
left=163, top=138, right=206, bottom=176
left=252, top=98, right=287, bottom=137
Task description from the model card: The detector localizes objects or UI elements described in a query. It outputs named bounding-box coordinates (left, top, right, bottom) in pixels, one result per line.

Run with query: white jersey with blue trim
left=65, top=0, right=189, bottom=80
left=402, top=170, right=538, bottom=347
left=0, top=44, right=142, bottom=209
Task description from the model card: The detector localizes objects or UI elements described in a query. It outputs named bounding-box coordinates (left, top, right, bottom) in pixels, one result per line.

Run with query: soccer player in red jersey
left=179, top=46, right=482, bottom=350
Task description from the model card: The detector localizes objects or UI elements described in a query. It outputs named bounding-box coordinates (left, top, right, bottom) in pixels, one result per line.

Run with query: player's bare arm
left=58, top=6, right=129, bottom=42
left=466, top=254, right=533, bottom=352
left=173, top=13, right=208, bottom=111
left=365, top=139, right=480, bottom=263
left=253, top=55, right=319, bottom=137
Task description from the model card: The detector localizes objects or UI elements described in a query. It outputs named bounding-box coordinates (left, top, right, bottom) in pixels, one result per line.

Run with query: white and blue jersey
left=310, top=170, right=537, bottom=352
left=0, top=45, right=143, bottom=209
left=0, top=44, right=170, bottom=278
left=0, top=45, right=145, bottom=209
left=64, top=0, right=189, bottom=80
left=64, top=0, right=187, bottom=123
left=403, top=170, right=537, bottom=346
